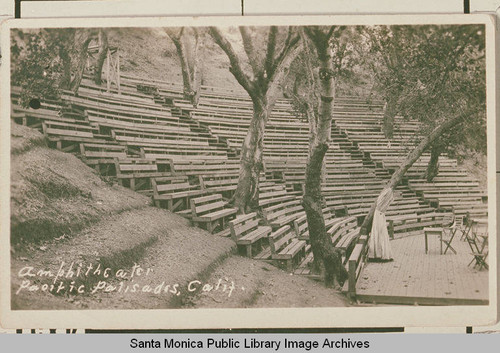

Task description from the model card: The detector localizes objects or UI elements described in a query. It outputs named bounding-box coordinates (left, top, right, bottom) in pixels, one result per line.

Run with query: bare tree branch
left=266, top=33, right=302, bottom=103
left=273, top=27, right=298, bottom=73
left=239, top=26, right=262, bottom=78
left=209, top=27, right=256, bottom=99
left=265, top=26, right=278, bottom=76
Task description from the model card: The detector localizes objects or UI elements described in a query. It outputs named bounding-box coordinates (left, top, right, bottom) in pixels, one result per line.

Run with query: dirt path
left=185, top=256, right=349, bottom=308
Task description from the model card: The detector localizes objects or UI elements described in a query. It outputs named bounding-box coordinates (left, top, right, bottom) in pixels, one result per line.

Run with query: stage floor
left=355, top=230, right=489, bottom=305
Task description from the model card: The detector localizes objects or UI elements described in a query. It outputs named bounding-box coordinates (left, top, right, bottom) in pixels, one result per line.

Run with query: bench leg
left=246, top=245, right=252, bottom=258
left=172, top=199, right=183, bottom=212
left=286, top=259, right=293, bottom=272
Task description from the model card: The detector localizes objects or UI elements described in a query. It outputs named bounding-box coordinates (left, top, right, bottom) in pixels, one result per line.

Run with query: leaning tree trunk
left=302, top=34, right=347, bottom=286
left=359, top=110, right=472, bottom=235
left=425, top=144, right=443, bottom=182
left=70, top=35, right=93, bottom=93
left=94, top=29, right=108, bottom=85
left=383, top=94, right=398, bottom=139
left=233, top=99, right=269, bottom=213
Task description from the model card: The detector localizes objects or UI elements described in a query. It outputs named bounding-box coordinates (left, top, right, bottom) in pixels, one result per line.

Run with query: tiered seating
left=114, top=157, right=172, bottom=192
left=190, top=194, right=238, bottom=234
left=293, top=215, right=361, bottom=276
left=293, top=207, right=338, bottom=240
left=151, top=175, right=206, bottom=212
left=332, top=96, right=487, bottom=230
left=79, top=142, right=127, bottom=169
left=229, top=212, right=272, bottom=257
left=269, top=225, right=308, bottom=271
left=11, top=74, right=487, bottom=278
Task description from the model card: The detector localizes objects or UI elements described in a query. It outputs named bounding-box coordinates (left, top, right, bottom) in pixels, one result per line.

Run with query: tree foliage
left=363, top=25, right=486, bottom=160
left=11, top=28, right=96, bottom=106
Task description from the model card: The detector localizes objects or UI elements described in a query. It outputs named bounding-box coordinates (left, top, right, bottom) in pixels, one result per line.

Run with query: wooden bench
left=152, top=175, right=205, bottom=212
left=41, top=120, right=97, bottom=150
left=229, top=212, right=272, bottom=257
left=258, top=186, right=296, bottom=208
left=328, top=216, right=359, bottom=258
left=190, top=194, right=237, bottom=234
left=269, top=225, right=307, bottom=272
left=114, top=158, right=171, bottom=191
left=199, top=172, right=239, bottom=198
left=293, top=208, right=338, bottom=240
left=79, top=142, right=127, bottom=168
left=262, top=198, right=304, bottom=229
left=172, top=159, right=240, bottom=176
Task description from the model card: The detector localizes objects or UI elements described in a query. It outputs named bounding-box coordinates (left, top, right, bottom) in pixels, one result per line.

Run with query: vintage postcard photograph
left=0, top=14, right=497, bottom=329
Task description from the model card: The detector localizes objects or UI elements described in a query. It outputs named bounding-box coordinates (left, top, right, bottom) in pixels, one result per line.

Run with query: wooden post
left=117, top=50, right=121, bottom=94
left=388, top=220, right=394, bottom=239
left=106, top=49, right=110, bottom=92
left=348, top=258, right=356, bottom=297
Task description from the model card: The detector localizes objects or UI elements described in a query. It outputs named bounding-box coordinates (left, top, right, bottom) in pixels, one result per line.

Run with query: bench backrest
left=269, top=225, right=295, bottom=255
left=200, top=173, right=239, bottom=188
left=294, top=208, right=334, bottom=236
left=328, top=216, right=358, bottom=245
left=229, top=212, right=260, bottom=242
left=115, top=158, right=157, bottom=175
left=191, top=194, right=225, bottom=216
left=152, top=175, right=192, bottom=196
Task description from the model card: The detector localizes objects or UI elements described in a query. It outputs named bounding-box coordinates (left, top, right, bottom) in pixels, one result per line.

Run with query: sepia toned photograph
left=0, top=15, right=496, bottom=329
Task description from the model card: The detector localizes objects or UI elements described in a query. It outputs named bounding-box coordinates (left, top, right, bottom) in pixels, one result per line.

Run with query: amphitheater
left=10, top=68, right=489, bottom=307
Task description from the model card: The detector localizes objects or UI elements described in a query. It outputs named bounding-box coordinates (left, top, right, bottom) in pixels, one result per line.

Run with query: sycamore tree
left=298, top=26, right=353, bottom=285
left=11, top=28, right=96, bottom=106
left=209, top=26, right=302, bottom=213
left=165, top=27, right=203, bottom=107
left=359, top=24, right=486, bottom=234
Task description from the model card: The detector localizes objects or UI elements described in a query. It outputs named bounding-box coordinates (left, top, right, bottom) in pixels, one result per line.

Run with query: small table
left=423, top=227, right=443, bottom=254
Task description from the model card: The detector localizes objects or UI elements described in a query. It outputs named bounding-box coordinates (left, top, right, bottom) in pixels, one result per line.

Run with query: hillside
left=107, top=28, right=246, bottom=94
left=10, top=122, right=348, bottom=310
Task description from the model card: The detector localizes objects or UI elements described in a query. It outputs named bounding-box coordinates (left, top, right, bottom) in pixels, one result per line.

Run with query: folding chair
left=465, top=222, right=488, bottom=270
left=440, top=214, right=462, bottom=255
left=441, top=225, right=458, bottom=255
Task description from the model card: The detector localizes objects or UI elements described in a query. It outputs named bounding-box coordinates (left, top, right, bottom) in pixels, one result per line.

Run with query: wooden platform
left=355, top=230, right=488, bottom=305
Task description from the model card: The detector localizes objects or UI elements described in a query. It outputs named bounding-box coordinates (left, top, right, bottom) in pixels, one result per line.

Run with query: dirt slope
left=10, top=123, right=348, bottom=311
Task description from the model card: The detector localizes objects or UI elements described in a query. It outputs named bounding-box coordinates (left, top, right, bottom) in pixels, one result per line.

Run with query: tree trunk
left=94, top=29, right=108, bottom=85
left=383, top=95, right=398, bottom=139
left=303, top=144, right=348, bottom=285
left=359, top=111, right=472, bottom=235
left=169, top=29, right=201, bottom=107
left=233, top=100, right=268, bottom=213
left=70, top=35, right=93, bottom=93
left=425, top=144, right=442, bottom=182
left=59, top=49, right=72, bottom=90
left=302, top=32, right=347, bottom=285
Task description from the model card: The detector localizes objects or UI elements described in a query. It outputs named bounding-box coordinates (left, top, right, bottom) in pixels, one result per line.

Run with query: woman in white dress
left=368, top=187, right=394, bottom=261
